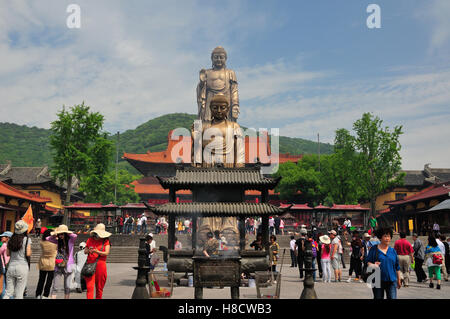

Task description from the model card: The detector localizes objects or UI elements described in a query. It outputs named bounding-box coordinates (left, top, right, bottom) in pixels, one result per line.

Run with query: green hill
left=0, top=123, right=53, bottom=167
left=0, top=113, right=334, bottom=170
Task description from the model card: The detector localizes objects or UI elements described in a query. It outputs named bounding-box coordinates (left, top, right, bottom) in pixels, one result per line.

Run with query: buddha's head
left=210, top=94, right=229, bottom=121
left=211, top=46, right=227, bottom=69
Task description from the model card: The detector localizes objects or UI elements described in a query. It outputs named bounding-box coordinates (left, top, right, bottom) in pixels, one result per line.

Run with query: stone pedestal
left=300, top=240, right=318, bottom=299
left=131, top=238, right=150, bottom=299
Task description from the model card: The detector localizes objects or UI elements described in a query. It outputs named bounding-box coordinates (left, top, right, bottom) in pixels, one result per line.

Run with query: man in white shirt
left=290, top=235, right=297, bottom=267
left=137, top=215, right=143, bottom=234
left=269, top=217, right=275, bottom=235
left=436, top=236, right=448, bottom=281
left=140, top=215, right=148, bottom=235
left=184, top=219, right=190, bottom=234
left=344, top=218, right=351, bottom=229
left=145, top=233, right=157, bottom=269
left=329, top=230, right=342, bottom=282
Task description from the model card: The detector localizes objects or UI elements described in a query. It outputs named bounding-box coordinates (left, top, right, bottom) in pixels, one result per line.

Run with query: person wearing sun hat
left=84, top=223, right=111, bottom=299
left=46, top=224, right=77, bottom=299
left=2, top=220, right=32, bottom=299
left=319, top=234, right=332, bottom=283
left=35, top=228, right=57, bottom=299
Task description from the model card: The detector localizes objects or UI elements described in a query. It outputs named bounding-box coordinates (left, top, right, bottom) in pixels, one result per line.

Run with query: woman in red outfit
left=84, top=223, right=111, bottom=299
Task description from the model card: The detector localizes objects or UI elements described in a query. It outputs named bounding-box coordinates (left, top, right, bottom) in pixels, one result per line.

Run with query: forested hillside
left=0, top=114, right=333, bottom=170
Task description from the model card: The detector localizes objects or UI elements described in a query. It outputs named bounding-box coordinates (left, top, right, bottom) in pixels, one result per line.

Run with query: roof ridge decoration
left=37, top=166, right=49, bottom=179
left=0, top=161, right=12, bottom=176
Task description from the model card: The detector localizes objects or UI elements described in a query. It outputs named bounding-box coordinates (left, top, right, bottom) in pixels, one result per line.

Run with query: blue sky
left=0, top=0, right=449, bottom=170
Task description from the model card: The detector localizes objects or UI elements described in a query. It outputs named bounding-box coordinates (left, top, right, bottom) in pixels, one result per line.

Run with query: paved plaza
left=22, top=262, right=450, bottom=299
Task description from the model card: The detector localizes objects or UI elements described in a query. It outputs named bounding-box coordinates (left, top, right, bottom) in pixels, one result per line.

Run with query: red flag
left=22, top=205, right=34, bottom=234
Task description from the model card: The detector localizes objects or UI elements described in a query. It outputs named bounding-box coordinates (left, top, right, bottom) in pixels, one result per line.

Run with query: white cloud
left=238, top=68, right=450, bottom=170
left=0, top=1, right=449, bottom=172
left=0, top=0, right=275, bottom=131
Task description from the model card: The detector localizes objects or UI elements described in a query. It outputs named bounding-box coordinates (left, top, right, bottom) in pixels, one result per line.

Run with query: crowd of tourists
left=285, top=225, right=450, bottom=299
left=0, top=220, right=112, bottom=299
left=115, top=215, right=173, bottom=235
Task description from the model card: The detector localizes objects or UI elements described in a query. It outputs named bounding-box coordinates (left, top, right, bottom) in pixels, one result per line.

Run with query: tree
left=50, top=102, right=112, bottom=224
left=78, top=136, right=115, bottom=204
left=79, top=169, right=141, bottom=206
left=352, top=113, right=403, bottom=217
left=273, top=154, right=325, bottom=205
left=320, top=129, right=362, bottom=204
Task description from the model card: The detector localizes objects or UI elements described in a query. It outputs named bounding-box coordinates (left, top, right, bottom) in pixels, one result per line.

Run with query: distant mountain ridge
left=0, top=113, right=334, bottom=169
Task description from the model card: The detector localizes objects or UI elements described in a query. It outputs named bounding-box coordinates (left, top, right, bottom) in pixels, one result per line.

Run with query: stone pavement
left=22, top=262, right=450, bottom=299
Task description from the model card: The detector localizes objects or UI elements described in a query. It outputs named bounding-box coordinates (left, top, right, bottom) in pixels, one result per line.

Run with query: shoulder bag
left=81, top=240, right=105, bottom=277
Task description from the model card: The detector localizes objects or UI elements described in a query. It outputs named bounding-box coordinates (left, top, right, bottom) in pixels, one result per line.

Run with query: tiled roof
left=280, top=203, right=313, bottom=210
left=157, top=166, right=280, bottom=188
left=0, top=165, right=51, bottom=184
left=119, top=203, right=147, bottom=209
left=131, top=176, right=279, bottom=196
left=64, top=203, right=103, bottom=209
left=0, top=164, right=80, bottom=191
left=0, top=181, right=51, bottom=203
left=144, top=202, right=286, bottom=216
left=401, top=168, right=450, bottom=186
left=131, top=179, right=192, bottom=195
left=245, top=189, right=278, bottom=195
left=330, top=204, right=370, bottom=211
left=425, top=199, right=450, bottom=212
left=123, top=130, right=302, bottom=165
left=314, top=204, right=331, bottom=209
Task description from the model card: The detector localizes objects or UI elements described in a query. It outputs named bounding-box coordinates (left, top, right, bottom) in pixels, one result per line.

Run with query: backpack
left=127, top=217, right=133, bottom=224
left=311, top=241, right=317, bottom=258
left=432, top=253, right=443, bottom=265
left=55, top=250, right=67, bottom=269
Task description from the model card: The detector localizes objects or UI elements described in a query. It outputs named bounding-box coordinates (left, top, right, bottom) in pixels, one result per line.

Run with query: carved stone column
left=132, top=237, right=150, bottom=299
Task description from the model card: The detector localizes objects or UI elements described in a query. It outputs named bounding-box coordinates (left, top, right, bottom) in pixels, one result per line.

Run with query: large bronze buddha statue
left=196, top=46, right=240, bottom=122
left=192, top=94, right=244, bottom=247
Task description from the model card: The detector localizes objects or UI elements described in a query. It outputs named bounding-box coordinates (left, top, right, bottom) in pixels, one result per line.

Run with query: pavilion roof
left=157, top=166, right=280, bottom=189
left=143, top=202, right=287, bottom=216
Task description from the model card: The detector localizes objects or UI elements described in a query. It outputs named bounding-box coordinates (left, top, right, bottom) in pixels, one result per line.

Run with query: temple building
left=383, top=181, right=450, bottom=235
left=0, top=162, right=84, bottom=226
left=362, top=164, right=450, bottom=215
left=0, top=180, right=51, bottom=232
